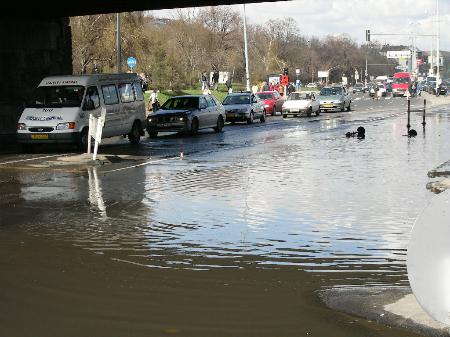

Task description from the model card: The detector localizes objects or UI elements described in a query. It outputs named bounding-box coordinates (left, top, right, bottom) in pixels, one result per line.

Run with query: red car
left=255, top=91, right=285, bottom=115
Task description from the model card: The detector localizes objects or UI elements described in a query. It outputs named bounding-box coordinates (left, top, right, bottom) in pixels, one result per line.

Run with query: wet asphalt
left=1, top=93, right=449, bottom=337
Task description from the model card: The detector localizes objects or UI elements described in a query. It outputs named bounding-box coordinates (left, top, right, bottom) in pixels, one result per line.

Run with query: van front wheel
left=128, top=122, right=141, bottom=145
left=77, top=128, right=89, bottom=151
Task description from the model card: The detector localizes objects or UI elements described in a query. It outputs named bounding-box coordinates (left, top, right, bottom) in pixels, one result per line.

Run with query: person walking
left=201, top=72, right=208, bottom=91
left=149, top=89, right=159, bottom=113
left=225, top=78, right=233, bottom=94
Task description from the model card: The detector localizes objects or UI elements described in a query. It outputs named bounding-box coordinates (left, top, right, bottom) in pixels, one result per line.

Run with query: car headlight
left=56, top=122, right=76, bottom=130
left=17, top=123, right=27, bottom=130
left=264, top=104, right=270, bottom=108
left=333, top=100, right=343, bottom=104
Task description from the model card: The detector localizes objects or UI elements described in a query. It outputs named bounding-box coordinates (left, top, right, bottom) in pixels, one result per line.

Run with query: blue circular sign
left=127, top=57, right=137, bottom=69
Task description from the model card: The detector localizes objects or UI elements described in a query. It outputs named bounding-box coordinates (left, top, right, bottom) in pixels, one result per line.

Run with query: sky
left=148, top=0, right=450, bottom=51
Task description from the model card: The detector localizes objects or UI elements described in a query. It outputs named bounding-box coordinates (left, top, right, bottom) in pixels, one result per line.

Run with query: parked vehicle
left=392, top=72, right=411, bottom=97
left=282, top=92, right=320, bottom=118
left=254, top=91, right=284, bottom=115
left=146, top=95, right=225, bottom=138
left=318, top=85, right=351, bottom=112
left=306, top=82, right=318, bottom=89
left=223, top=93, right=265, bottom=124
left=17, top=73, right=146, bottom=150
left=437, top=81, right=449, bottom=96
left=352, top=82, right=366, bottom=93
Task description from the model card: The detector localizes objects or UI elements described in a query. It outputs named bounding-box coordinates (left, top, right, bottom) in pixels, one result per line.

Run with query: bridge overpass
left=0, top=0, right=280, bottom=143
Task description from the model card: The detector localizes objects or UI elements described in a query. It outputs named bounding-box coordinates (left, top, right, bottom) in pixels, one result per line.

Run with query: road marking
left=0, top=154, right=72, bottom=166
left=103, top=157, right=173, bottom=173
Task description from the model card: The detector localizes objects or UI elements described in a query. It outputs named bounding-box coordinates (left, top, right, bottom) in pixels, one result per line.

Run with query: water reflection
left=4, top=109, right=450, bottom=287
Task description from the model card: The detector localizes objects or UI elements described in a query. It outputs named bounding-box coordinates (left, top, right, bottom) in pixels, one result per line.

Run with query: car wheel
left=315, top=109, right=320, bottom=116
left=341, top=104, right=345, bottom=112
left=190, top=118, right=199, bottom=136
left=273, top=105, right=276, bottom=115
left=148, top=130, right=158, bottom=138
left=260, top=110, right=266, bottom=123
left=214, top=115, right=224, bottom=132
left=347, top=101, right=351, bottom=111
left=307, top=107, right=312, bottom=117
left=77, top=127, right=89, bottom=151
left=247, top=112, right=254, bottom=124
left=128, top=121, right=141, bottom=145
left=282, top=114, right=287, bottom=118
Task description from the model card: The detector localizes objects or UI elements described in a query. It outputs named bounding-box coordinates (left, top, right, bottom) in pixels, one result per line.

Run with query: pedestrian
left=211, top=70, right=219, bottom=91
left=201, top=72, right=208, bottom=91
left=262, top=81, right=270, bottom=91
left=225, top=78, right=233, bottom=94
left=149, top=89, right=159, bottom=113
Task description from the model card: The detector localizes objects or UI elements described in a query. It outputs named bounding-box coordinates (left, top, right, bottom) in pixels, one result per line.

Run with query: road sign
left=127, top=57, right=137, bottom=69
left=318, top=71, right=329, bottom=78
left=387, top=50, right=411, bottom=59
left=295, top=68, right=300, bottom=75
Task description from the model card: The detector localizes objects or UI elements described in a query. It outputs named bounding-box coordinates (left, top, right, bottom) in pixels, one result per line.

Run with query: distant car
left=306, top=83, right=318, bottom=89
left=318, top=86, right=351, bottom=112
left=255, top=91, right=284, bottom=115
left=222, top=93, right=265, bottom=124
left=146, top=95, right=225, bottom=138
left=282, top=92, right=320, bottom=118
left=437, top=81, right=449, bottom=96
left=352, top=83, right=366, bottom=93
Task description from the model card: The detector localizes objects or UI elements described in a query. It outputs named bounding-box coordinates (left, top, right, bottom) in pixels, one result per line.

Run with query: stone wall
left=0, top=17, right=72, bottom=143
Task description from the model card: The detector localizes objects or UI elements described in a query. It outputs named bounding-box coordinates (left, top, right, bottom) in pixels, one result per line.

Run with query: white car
left=282, top=92, right=320, bottom=118
left=306, top=83, right=318, bottom=88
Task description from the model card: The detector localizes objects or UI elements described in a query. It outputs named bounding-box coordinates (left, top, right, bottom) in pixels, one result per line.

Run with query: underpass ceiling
left=6, top=0, right=284, bottom=18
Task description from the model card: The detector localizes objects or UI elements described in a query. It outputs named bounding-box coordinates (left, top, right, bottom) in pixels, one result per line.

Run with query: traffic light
left=365, top=29, right=370, bottom=42
left=283, top=67, right=289, bottom=75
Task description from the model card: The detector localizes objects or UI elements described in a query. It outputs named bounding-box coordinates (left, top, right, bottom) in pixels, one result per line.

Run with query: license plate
left=227, top=113, right=235, bottom=118
left=31, top=134, right=48, bottom=140
left=323, top=104, right=333, bottom=108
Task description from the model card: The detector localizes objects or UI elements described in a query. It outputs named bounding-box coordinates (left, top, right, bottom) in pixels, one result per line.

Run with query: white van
left=17, top=73, right=146, bottom=149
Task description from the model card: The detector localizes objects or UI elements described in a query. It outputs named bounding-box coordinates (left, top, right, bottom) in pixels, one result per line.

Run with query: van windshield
left=26, top=86, right=85, bottom=108
left=393, top=78, right=409, bottom=84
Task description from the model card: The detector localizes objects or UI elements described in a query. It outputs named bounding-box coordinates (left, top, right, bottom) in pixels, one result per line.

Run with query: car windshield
left=161, top=97, right=199, bottom=110
left=288, top=93, right=310, bottom=100
left=320, top=87, right=342, bottom=95
left=393, top=77, right=409, bottom=84
left=256, top=93, right=274, bottom=100
left=223, top=95, right=250, bottom=105
left=26, top=86, right=85, bottom=108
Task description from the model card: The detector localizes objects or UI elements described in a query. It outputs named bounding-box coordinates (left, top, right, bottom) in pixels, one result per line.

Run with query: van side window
left=83, top=86, right=100, bottom=111
left=133, top=82, right=144, bottom=101
left=101, top=85, right=119, bottom=105
left=118, top=83, right=135, bottom=103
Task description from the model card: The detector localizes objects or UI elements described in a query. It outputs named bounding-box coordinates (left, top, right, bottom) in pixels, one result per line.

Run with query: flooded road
left=1, top=95, right=449, bottom=337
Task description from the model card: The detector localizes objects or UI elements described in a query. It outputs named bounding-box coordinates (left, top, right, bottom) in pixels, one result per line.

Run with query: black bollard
left=422, top=99, right=426, bottom=127
left=408, top=129, right=417, bottom=137
left=357, top=126, right=365, bottom=139
left=407, top=98, right=411, bottom=134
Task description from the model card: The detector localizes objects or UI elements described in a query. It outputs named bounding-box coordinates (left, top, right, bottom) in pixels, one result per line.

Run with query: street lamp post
left=243, top=4, right=250, bottom=92
left=116, top=13, right=122, bottom=73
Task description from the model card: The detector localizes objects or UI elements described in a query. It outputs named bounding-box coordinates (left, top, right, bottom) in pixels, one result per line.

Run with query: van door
left=117, top=83, right=136, bottom=135
left=82, top=86, right=102, bottom=133
left=100, top=84, right=121, bottom=137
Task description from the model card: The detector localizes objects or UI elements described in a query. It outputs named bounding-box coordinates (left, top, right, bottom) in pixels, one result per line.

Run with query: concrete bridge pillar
left=0, top=17, right=72, bottom=144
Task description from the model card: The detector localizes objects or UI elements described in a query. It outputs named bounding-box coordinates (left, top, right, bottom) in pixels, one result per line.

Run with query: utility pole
left=243, top=4, right=250, bottom=92
left=436, top=0, right=440, bottom=92
left=116, top=13, right=122, bottom=73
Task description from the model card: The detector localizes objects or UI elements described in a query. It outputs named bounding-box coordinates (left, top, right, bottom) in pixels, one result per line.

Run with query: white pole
left=243, top=4, right=250, bottom=92
left=430, top=11, right=434, bottom=76
left=436, top=0, right=440, bottom=91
